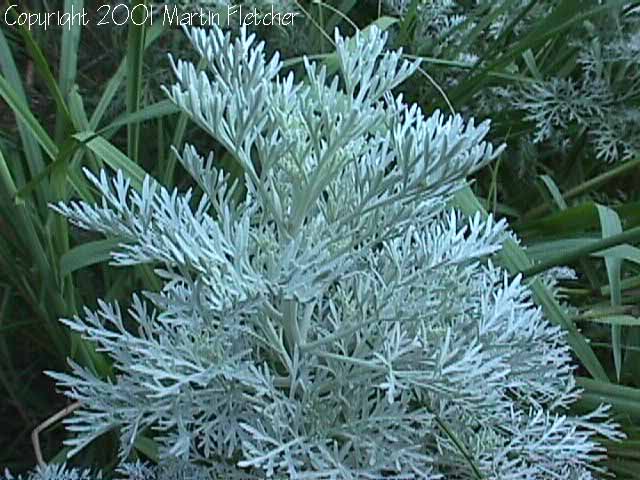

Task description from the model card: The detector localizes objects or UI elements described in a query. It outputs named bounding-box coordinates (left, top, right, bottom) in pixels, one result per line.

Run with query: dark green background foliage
left=0, top=0, right=639, bottom=477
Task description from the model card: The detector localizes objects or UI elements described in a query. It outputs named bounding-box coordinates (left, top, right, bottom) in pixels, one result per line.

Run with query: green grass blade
left=14, top=138, right=80, bottom=201
left=60, top=239, right=122, bottom=277
left=90, top=20, right=166, bottom=131
left=579, top=315, right=640, bottom=327
left=522, top=225, right=640, bottom=277
left=0, top=143, right=18, bottom=199
left=597, top=205, right=624, bottom=381
left=0, top=76, right=58, bottom=160
left=577, top=377, right=640, bottom=419
left=525, top=155, right=640, bottom=219
left=73, top=132, right=146, bottom=188
left=126, top=0, right=149, bottom=165
left=8, top=7, right=73, bottom=128
left=0, top=29, right=47, bottom=207
left=55, top=0, right=83, bottom=142
left=322, top=0, right=357, bottom=33
left=537, top=174, right=601, bottom=290
left=594, top=245, right=640, bottom=265
left=98, top=99, right=180, bottom=137
left=517, top=200, right=640, bottom=238
left=68, top=86, right=91, bottom=131
left=540, top=174, right=567, bottom=210
left=162, top=109, right=191, bottom=186
left=134, top=435, right=160, bottom=462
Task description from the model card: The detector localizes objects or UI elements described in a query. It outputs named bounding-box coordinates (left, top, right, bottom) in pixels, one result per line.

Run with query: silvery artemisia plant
left=2, top=461, right=208, bottom=480
left=383, top=0, right=639, bottom=164
left=43, top=24, right=621, bottom=479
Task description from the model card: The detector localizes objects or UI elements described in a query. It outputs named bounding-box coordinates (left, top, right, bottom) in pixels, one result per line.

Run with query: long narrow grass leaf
left=597, top=205, right=624, bottom=381
left=0, top=76, right=58, bottom=160
left=126, top=1, right=148, bottom=164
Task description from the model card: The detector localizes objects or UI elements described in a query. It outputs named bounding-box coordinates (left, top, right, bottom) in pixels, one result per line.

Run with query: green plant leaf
left=0, top=28, right=47, bottom=205
left=60, top=239, right=122, bottom=277
left=8, top=6, right=73, bottom=128
left=597, top=204, right=624, bottom=381
left=73, top=132, right=147, bottom=189
left=521, top=225, right=640, bottom=277
left=99, top=100, right=180, bottom=136
left=0, top=76, right=58, bottom=161
left=55, top=0, right=83, bottom=142
left=126, top=0, right=149, bottom=165
left=539, top=174, right=567, bottom=210
left=89, top=20, right=167, bottom=131
left=577, top=377, right=640, bottom=419
left=579, top=315, right=640, bottom=327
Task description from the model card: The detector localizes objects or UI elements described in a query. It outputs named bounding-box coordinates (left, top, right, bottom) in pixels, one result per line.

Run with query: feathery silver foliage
left=49, top=24, right=620, bottom=478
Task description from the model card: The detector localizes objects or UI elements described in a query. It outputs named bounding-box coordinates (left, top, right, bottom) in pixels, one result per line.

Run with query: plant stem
left=522, top=226, right=640, bottom=277
left=524, top=155, right=640, bottom=218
